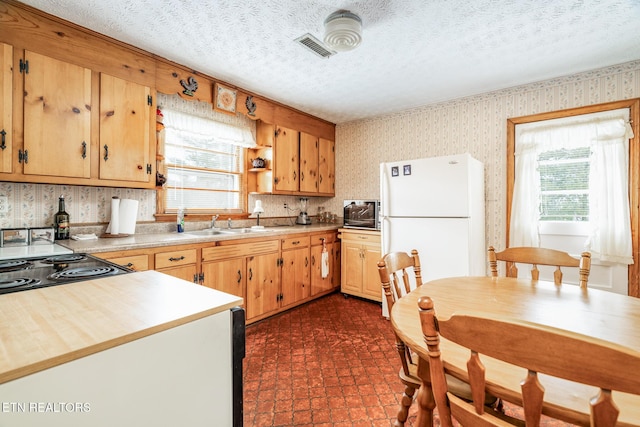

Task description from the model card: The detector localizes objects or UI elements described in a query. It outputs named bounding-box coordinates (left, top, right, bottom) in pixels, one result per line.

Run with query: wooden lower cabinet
left=94, top=229, right=340, bottom=324
left=201, top=239, right=280, bottom=323
left=155, top=248, right=199, bottom=282
left=310, top=231, right=341, bottom=296
left=339, top=229, right=382, bottom=302
left=245, top=252, right=281, bottom=319
left=201, top=257, right=245, bottom=300
left=280, top=235, right=311, bottom=309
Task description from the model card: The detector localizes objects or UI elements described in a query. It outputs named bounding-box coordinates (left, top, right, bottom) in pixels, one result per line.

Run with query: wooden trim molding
left=506, top=98, right=640, bottom=297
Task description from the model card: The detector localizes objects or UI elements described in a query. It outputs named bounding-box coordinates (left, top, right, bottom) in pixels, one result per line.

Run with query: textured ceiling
left=16, top=0, right=640, bottom=124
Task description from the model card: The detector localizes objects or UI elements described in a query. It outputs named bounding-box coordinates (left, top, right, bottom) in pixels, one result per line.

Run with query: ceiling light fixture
left=323, top=10, right=362, bottom=52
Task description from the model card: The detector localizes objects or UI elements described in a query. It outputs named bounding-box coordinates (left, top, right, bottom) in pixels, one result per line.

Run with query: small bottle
left=177, top=206, right=185, bottom=233
left=54, top=195, right=70, bottom=240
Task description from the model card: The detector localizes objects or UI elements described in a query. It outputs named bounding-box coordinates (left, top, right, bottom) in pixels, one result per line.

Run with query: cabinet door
left=362, top=243, right=382, bottom=300
left=341, top=241, right=364, bottom=294
left=310, top=243, right=334, bottom=296
left=0, top=43, right=12, bottom=173
left=99, top=73, right=152, bottom=183
left=331, top=241, right=341, bottom=289
left=273, top=125, right=299, bottom=193
left=299, top=132, right=318, bottom=193
left=23, top=51, right=91, bottom=178
left=246, top=252, right=280, bottom=319
left=318, top=138, right=335, bottom=195
left=201, top=257, right=245, bottom=300
left=281, top=246, right=310, bottom=308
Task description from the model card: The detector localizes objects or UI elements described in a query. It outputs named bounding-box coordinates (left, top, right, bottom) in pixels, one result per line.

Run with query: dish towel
left=321, top=240, right=330, bottom=278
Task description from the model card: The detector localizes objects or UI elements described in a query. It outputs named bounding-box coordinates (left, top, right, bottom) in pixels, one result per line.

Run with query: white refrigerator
left=380, top=153, right=485, bottom=316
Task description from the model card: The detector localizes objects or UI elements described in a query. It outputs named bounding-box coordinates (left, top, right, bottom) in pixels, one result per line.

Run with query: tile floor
left=242, top=292, right=573, bottom=427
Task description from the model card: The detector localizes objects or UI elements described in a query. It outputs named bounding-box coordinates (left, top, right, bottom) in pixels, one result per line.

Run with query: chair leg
left=394, top=384, right=417, bottom=427
left=414, top=383, right=435, bottom=427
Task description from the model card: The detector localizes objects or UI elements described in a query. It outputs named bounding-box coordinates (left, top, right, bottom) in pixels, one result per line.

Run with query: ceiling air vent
left=295, top=33, right=336, bottom=58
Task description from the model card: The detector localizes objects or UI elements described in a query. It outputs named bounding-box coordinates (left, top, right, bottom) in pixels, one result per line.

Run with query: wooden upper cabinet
left=0, top=43, right=12, bottom=174
left=318, top=137, right=335, bottom=195
left=23, top=51, right=91, bottom=178
left=99, top=73, right=152, bottom=183
left=256, top=121, right=301, bottom=194
left=273, top=125, right=299, bottom=193
left=299, top=132, right=319, bottom=193
left=255, top=121, right=335, bottom=196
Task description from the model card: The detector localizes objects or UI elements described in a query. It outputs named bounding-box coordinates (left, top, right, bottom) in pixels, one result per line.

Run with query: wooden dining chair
left=378, top=250, right=497, bottom=426
left=488, top=246, right=591, bottom=288
left=418, top=295, right=640, bottom=427
left=378, top=250, right=423, bottom=427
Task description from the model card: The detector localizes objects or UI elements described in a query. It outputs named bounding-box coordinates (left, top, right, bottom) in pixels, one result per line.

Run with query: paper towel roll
left=105, top=198, right=138, bottom=235
left=106, top=197, right=120, bottom=235
left=119, top=199, right=139, bottom=235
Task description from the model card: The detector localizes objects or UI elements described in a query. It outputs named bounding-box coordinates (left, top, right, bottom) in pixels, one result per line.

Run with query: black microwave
left=343, top=200, right=380, bottom=230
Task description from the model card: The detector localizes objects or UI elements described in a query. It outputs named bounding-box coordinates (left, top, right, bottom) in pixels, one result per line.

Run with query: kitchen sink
left=186, top=227, right=273, bottom=236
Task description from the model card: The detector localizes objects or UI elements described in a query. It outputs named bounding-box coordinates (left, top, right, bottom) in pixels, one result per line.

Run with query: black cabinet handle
left=103, top=144, right=109, bottom=161
left=0, top=129, right=6, bottom=150
left=169, top=256, right=185, bottom=262
left=81, top=141, right=87, bottom=159
left=249, top=268, right=253, bottom=281
left=237, top=270, right=242, bottom=284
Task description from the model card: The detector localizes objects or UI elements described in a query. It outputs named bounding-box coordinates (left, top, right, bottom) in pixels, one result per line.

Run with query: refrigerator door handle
left=380, top=163, right=391, bottom=218
left=381, top=215, right=391, bottom=255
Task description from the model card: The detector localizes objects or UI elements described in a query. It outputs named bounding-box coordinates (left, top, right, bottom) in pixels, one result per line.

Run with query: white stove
left=0, top=245, right=132, bottom=295
left=0, top=243, right=73, bottom=261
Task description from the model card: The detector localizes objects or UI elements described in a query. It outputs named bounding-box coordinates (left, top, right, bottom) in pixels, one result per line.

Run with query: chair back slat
left=488, top=246, right=591, bottom=287
left=418, top=295, right=640, bottom=427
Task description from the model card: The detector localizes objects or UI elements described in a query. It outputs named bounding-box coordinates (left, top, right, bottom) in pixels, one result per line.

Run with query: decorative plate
left=214, top=83, right=237, bottom=115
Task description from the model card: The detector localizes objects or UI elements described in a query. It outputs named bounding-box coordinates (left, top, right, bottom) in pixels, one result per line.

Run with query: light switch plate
left=0, top=195, right=8, bottom=214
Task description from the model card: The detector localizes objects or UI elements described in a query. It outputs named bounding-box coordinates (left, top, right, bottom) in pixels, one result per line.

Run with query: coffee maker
left=296, top=197, right=312, bottom=225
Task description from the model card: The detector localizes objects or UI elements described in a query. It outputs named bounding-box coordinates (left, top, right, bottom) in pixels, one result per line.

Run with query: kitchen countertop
left=0, top=270, right=243, bottom=384
left=59, top=223, right=341, bottom=254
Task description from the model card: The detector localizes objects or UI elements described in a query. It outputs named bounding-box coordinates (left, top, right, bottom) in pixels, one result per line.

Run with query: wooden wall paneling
left=155, top=59, right=213, bottom=104
left=0, top=0, right=156, bottom=87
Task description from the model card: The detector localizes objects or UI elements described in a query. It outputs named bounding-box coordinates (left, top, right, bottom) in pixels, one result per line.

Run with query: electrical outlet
left=0, top=195, right=7, bottom=214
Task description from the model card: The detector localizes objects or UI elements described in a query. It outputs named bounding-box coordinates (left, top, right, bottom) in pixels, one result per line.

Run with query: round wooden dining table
left=390, top=276, right=640, bottom=427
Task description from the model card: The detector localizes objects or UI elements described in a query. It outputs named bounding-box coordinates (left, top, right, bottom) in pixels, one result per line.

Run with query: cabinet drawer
left=281, top=236, right=310, bottom=250
left=202, top=240, right=279, bottom=262
left=339, top=231, right=380, bottom=245
left=310, top=232, right=337, bottom=246
left=106, top=254, right=149, bottom=271
left=155, top=248, right=197, bottom=269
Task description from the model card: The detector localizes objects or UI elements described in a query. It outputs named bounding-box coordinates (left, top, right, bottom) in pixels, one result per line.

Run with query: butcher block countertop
left=0, top=270, right=242, bottom=385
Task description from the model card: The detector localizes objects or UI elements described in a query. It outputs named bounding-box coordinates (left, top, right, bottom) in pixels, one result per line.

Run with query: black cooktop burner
left=48, top=266, right=119, bottom=281
left=0, top=277, right=41, bottom=290
left=0, top=259, right=33, bottom=273
left=0, top=253, right=132, bottom=295
left=41, top=254, right=88, bottom=264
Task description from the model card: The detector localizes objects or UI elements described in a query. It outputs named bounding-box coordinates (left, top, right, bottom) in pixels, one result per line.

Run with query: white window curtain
left=162, top=109, right=255, bottom=148
left=511, top=108, right=634, bottom=264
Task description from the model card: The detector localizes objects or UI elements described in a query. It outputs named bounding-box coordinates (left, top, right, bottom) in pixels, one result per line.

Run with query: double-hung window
left=510, top=107, right=634, bottom=265
left=160, top=106, right=255, bottom=213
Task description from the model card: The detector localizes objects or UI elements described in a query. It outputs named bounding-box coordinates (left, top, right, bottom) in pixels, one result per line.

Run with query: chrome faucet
left=211, top=214, right=219, bottom=229
left=227, top=218, right=232, bottom=229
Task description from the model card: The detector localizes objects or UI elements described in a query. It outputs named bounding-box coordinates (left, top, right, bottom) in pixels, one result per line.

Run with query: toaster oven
left=343, top=200, right=380, bottom=230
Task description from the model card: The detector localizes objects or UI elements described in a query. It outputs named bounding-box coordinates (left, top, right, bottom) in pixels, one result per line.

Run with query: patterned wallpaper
left=0, top=60, right=639, bottom=237
left=331, top=60, right=640, bottom=251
